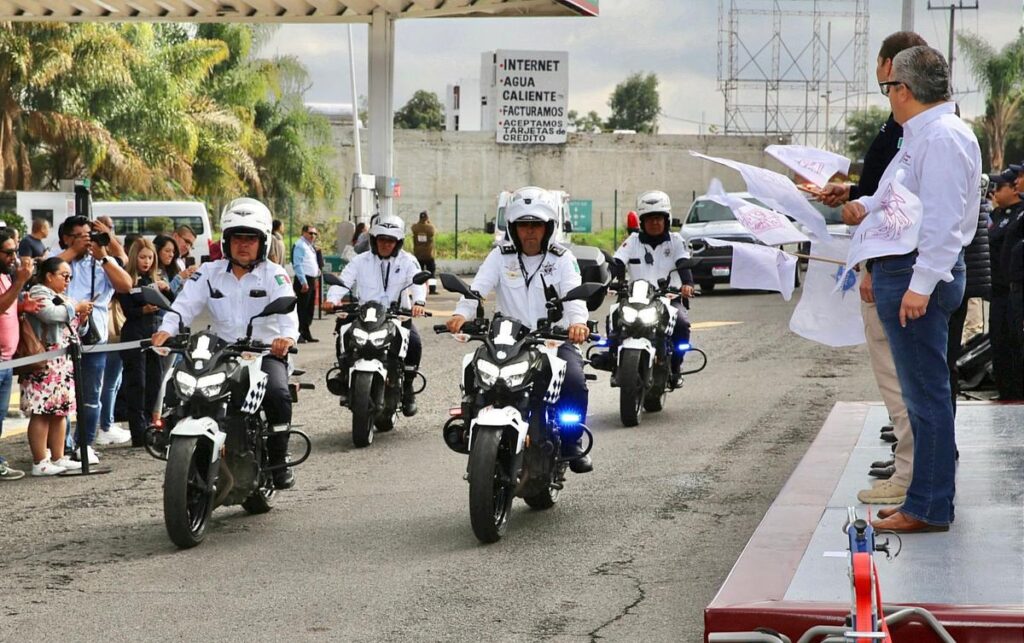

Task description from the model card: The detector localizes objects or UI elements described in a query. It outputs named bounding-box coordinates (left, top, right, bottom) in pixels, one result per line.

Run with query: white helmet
left=221, top=197, right=272, bottom=264
left=505, top=186, right=558, bottom=252
left=637, top=190, right=672, bottom=218
left=369, top=214, right=405, bottom=257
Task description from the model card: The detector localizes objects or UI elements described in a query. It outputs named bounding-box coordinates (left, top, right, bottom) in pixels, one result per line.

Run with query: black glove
left=609, top=258, right=626, bottom=281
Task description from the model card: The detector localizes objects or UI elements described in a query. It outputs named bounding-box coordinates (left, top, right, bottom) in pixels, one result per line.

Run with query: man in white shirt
left=843, top=46, right=981, bottom=534
left=445, top=187, right=594, bottom=473
left=291, top=224, right=321, bottom=343
left=323, top=215, right=427, bottom=416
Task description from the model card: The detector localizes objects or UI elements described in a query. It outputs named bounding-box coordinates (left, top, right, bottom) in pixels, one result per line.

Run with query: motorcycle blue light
left=559, top=411, right=582, bottom=425
left=596, top=338, right=609, bottom=347
left=676, top=343, right=691, bottom=352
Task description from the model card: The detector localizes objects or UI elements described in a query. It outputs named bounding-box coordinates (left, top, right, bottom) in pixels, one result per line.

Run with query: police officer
left=323, top=214, right=427, bottom=416
left=608, top=190, right=694, bottom=388
left=445, top=187, right=594, bottom=473
left=151, top=198, right=301, bottom=489
left=989, top=169, right=1024, bottom=400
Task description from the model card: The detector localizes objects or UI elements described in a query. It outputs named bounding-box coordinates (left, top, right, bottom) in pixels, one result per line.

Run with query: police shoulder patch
left=499, top=243, right=517, bottom=255
left=548, top=244, right=566, bottom=256
left=189, top=271, right=203, bottom=282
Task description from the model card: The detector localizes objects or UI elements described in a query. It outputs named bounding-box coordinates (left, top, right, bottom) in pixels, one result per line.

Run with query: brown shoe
left=871, top=511, right=949, bottom=533
left=875, top=506, right=901, bottom=520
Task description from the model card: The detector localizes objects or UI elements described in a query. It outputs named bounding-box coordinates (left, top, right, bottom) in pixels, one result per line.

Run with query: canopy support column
left=368, top=8, right=396, bottom=218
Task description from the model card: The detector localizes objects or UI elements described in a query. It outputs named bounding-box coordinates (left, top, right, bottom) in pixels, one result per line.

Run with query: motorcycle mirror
left=322, top=273, right=344, bottom=287
left=140, top=284, right=174, bottom=311
left=671, top=217, right=683, bottom=229
left=246, top=296, right=296, bottom=339
left=411, top=270, right=431, bottom=286
left=561, top=282, right=606, bottom=303
left=439, top=273, right=479, bottom=299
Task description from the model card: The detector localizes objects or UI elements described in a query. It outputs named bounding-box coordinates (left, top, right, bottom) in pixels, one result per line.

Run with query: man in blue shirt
left=57, top=216, right=133, bottom=464
left=291, top=224, right=321, bottom=343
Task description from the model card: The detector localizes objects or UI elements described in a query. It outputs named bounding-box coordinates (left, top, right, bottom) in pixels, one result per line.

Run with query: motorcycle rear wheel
left=351, top=372, right=376, bottom=448
left=468, top=429, right=514, bottom=543
left=619, top=350, right=645, bottom=427
left=164, top=437, right=213, bottom=549
left=644, top=363, right=668, bottom=412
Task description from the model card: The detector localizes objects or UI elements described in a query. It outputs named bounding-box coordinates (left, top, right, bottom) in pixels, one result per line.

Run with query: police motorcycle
left=590, top=264, right=707, bottom=427
left=322, top=271, right=432, bottom=447
left=139, top=286, right=313, bottom=549
left=433, top=273, right=605, bottom=543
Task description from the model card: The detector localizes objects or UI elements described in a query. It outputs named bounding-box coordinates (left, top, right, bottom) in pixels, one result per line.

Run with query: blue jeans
left=872, top=251, right=965, bottom=526
left=0, top=367, right=13, bottom=438
left=69, top=352, right=107, bottom=448
left=100, top=351, right=123, bottom=430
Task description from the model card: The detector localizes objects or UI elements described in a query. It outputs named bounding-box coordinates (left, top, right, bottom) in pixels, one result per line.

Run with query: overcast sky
left=262, top=0, right=1023, bottom=135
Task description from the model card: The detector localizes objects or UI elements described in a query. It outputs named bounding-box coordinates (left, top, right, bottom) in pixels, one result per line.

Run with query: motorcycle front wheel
left=618, top=349, right=645, bottom=427
left=468, top=428, right=514, bottom=543
left=164, top=437, right=214, bottom=549
left=350, top=372, right=376, bottom=448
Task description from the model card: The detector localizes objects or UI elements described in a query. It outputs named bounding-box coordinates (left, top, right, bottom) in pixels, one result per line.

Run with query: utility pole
left=927, top=1, right=979, bottom=88
left=901, top=0, right=914, bottom=31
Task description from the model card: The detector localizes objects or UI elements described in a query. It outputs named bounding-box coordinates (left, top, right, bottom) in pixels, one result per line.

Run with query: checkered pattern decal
left=543, top=355, right=567, bottom=404
left=240, top=374, right=268, bottom=414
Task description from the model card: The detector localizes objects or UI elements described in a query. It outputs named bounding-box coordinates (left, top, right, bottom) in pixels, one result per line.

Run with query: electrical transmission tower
left=718, top=0, right=870, bottom=151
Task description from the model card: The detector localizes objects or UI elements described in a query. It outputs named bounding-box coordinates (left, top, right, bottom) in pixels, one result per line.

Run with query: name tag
left=417, top=235, right=428, bottom=243
left=249, top=289, right=267, bottom=298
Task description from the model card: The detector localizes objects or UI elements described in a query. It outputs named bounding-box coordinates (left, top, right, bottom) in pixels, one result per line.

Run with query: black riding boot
left=267, top=433, right=294, bottom=490
left=401, top=367, right=418, bottom=417
left=562, top=438, right=593, bottom=474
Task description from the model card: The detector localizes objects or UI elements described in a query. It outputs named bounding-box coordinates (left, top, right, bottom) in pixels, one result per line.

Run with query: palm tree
left=958, top=32, right=1024, bottom=170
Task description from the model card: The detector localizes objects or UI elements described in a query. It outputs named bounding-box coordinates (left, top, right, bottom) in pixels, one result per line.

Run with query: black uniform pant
left=670, top=301, right=692, bottom=372
left=404, top=321, right=422, bottom=369
left=120, top=336, right=164, bottom=441
left=531, top=343, right=589, bottom=429
left=294, top=275, right=318, bottom=340
left=418, top=257, right=436, bottom=276
left=261, top=356, right=293, bottom=460
left=991, top=292, right=1024, bottom=400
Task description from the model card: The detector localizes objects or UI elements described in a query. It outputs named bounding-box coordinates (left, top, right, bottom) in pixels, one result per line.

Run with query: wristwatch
left=98, top=256, right=113, bottom=266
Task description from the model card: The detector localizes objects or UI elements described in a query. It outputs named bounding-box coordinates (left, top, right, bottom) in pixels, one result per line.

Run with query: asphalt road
left=0, top=286, right=879, bottom=642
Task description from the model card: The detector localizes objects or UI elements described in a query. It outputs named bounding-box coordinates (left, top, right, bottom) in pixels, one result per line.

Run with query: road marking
left=692, top=321, right=743, bottom=330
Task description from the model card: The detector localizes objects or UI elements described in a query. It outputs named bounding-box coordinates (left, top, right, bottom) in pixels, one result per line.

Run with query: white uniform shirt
left=324, top=250, right=427, bottom=309
left=854, top=102, right=981, bottom=295
left=158, top=258, right=300, bottom=344
left=455, top=244, right=587, bottom=330
left=613, top=232, right=691, bottom=288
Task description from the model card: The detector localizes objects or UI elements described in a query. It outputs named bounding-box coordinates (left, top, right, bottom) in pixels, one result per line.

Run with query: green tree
left=958, top=31, right=1024, bottom=170
left=394, top=90, right=444, bottom=130
left=568, top=109, right=605, bottom=133
left=606, top=72, right=659, bottom=134
left=845, top=106, right=889, bottom=162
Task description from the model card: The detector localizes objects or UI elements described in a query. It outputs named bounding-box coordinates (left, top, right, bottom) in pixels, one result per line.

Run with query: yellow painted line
left=692, top=321, right=744, bottom=330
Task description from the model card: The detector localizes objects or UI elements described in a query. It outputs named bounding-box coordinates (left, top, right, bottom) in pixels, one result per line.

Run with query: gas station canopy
left=0, top=0, right=598, bottom=22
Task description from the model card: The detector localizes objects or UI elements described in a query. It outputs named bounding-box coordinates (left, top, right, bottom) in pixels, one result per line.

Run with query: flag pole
left=789, top=252, right=846, bottom=266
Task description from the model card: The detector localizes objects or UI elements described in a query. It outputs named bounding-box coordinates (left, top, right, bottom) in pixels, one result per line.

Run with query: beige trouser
left=961, top=297, right=985, bottom=344
left=861, top=301, right=913, bottom=488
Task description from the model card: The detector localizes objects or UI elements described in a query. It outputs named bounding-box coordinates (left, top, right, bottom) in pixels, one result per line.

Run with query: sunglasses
left=0, top=249, right=16, bottom=256
left=56, top=273, right=73, bottom=281
left=878, top=80, right=905, bottom=96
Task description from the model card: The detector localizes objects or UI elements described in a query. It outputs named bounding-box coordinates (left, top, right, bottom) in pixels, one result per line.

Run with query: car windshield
left=686, top=197, right=769, bottom=223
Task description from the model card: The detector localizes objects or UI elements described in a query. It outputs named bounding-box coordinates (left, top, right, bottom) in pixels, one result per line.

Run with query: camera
left=89, top=230, right=110, bottom=247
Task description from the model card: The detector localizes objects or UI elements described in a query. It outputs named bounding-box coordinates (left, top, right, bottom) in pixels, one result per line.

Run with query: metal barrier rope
left=0, top=339, right=146, bottom=372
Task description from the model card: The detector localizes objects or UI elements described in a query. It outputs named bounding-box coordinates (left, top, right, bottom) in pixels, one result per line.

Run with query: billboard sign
left=495, top=49, right=568, bottom=144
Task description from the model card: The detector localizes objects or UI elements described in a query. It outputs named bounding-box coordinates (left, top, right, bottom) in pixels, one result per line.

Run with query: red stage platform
left=705, top=401, right=1024, bottom=642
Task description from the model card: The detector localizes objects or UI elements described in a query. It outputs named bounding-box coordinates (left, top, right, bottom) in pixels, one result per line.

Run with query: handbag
left=79, top=309, right=102, bottom=345
left=108, top=298, right=126, bottom=342
left=13, top=315, right=46, bottom=377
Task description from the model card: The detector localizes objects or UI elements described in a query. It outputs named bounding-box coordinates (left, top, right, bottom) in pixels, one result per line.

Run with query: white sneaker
left=31, top=459, right=67, bottom=476
left=95, top=426, right=131, bottom=445
left=52, top=456, right=82, bottom=471
left=70, top=446, right=100, bottom=465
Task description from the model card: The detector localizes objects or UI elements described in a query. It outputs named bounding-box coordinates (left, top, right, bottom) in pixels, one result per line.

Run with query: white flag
left=837, top=172, right=923, bottom=288
left=789, top=237, right=865, bottom=347
left=765, top=144, right=852, bottom=188
left=705, top=178, right=810, bottom=247
left=704, top=238, right=799, bottom=300
left=690, top=151, right=830, bottom=242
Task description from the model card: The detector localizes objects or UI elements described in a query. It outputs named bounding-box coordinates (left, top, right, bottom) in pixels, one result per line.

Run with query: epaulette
left=548, top=243, right=566, bottom=256
left=499, top=243, right=517, bottom=255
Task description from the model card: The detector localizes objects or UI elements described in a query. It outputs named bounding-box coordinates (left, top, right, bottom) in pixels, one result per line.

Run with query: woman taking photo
left=21, top=258, right=92, bottom=475
left=153, top=234, right=195, bottom=296
left=117, top=239, right=169, bottom=446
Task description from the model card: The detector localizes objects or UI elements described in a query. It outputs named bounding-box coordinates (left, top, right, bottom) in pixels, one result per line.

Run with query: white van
left=92, top=201, right=214, bottom=264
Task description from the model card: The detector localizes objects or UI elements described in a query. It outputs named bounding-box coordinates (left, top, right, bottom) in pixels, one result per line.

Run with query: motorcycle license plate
left=711, top=266, right=730, bottom=277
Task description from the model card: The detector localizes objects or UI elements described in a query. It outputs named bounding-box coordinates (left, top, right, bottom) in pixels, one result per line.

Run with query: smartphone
left=184, top=256, right=196, bottom=268
left=796, top=184, right=822, bottom=196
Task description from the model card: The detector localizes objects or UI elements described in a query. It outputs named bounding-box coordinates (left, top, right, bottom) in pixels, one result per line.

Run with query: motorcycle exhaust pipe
left=214, top=459, right=234, bottom=508
left=442, top=417, right=469, bottom=454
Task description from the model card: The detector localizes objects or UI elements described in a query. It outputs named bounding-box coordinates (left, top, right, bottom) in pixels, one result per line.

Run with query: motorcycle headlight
left=368, top=329, right=389, bottom=346
left=352, top=328, right=369, bottom=345
left=638, top=306, right=659, bottom=325
left=498, top=360, right=530, bottom=388
left=477, top=360, right=499, bottom=387
left=621, top=307, right=638, bottom=323
left=174, top=371, right=197, bottom=398
left=196, top=372, right=227, bottom=399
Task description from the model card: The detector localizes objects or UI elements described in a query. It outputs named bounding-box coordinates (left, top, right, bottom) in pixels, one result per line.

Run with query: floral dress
left=20, top=303, right=79, bottom=417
